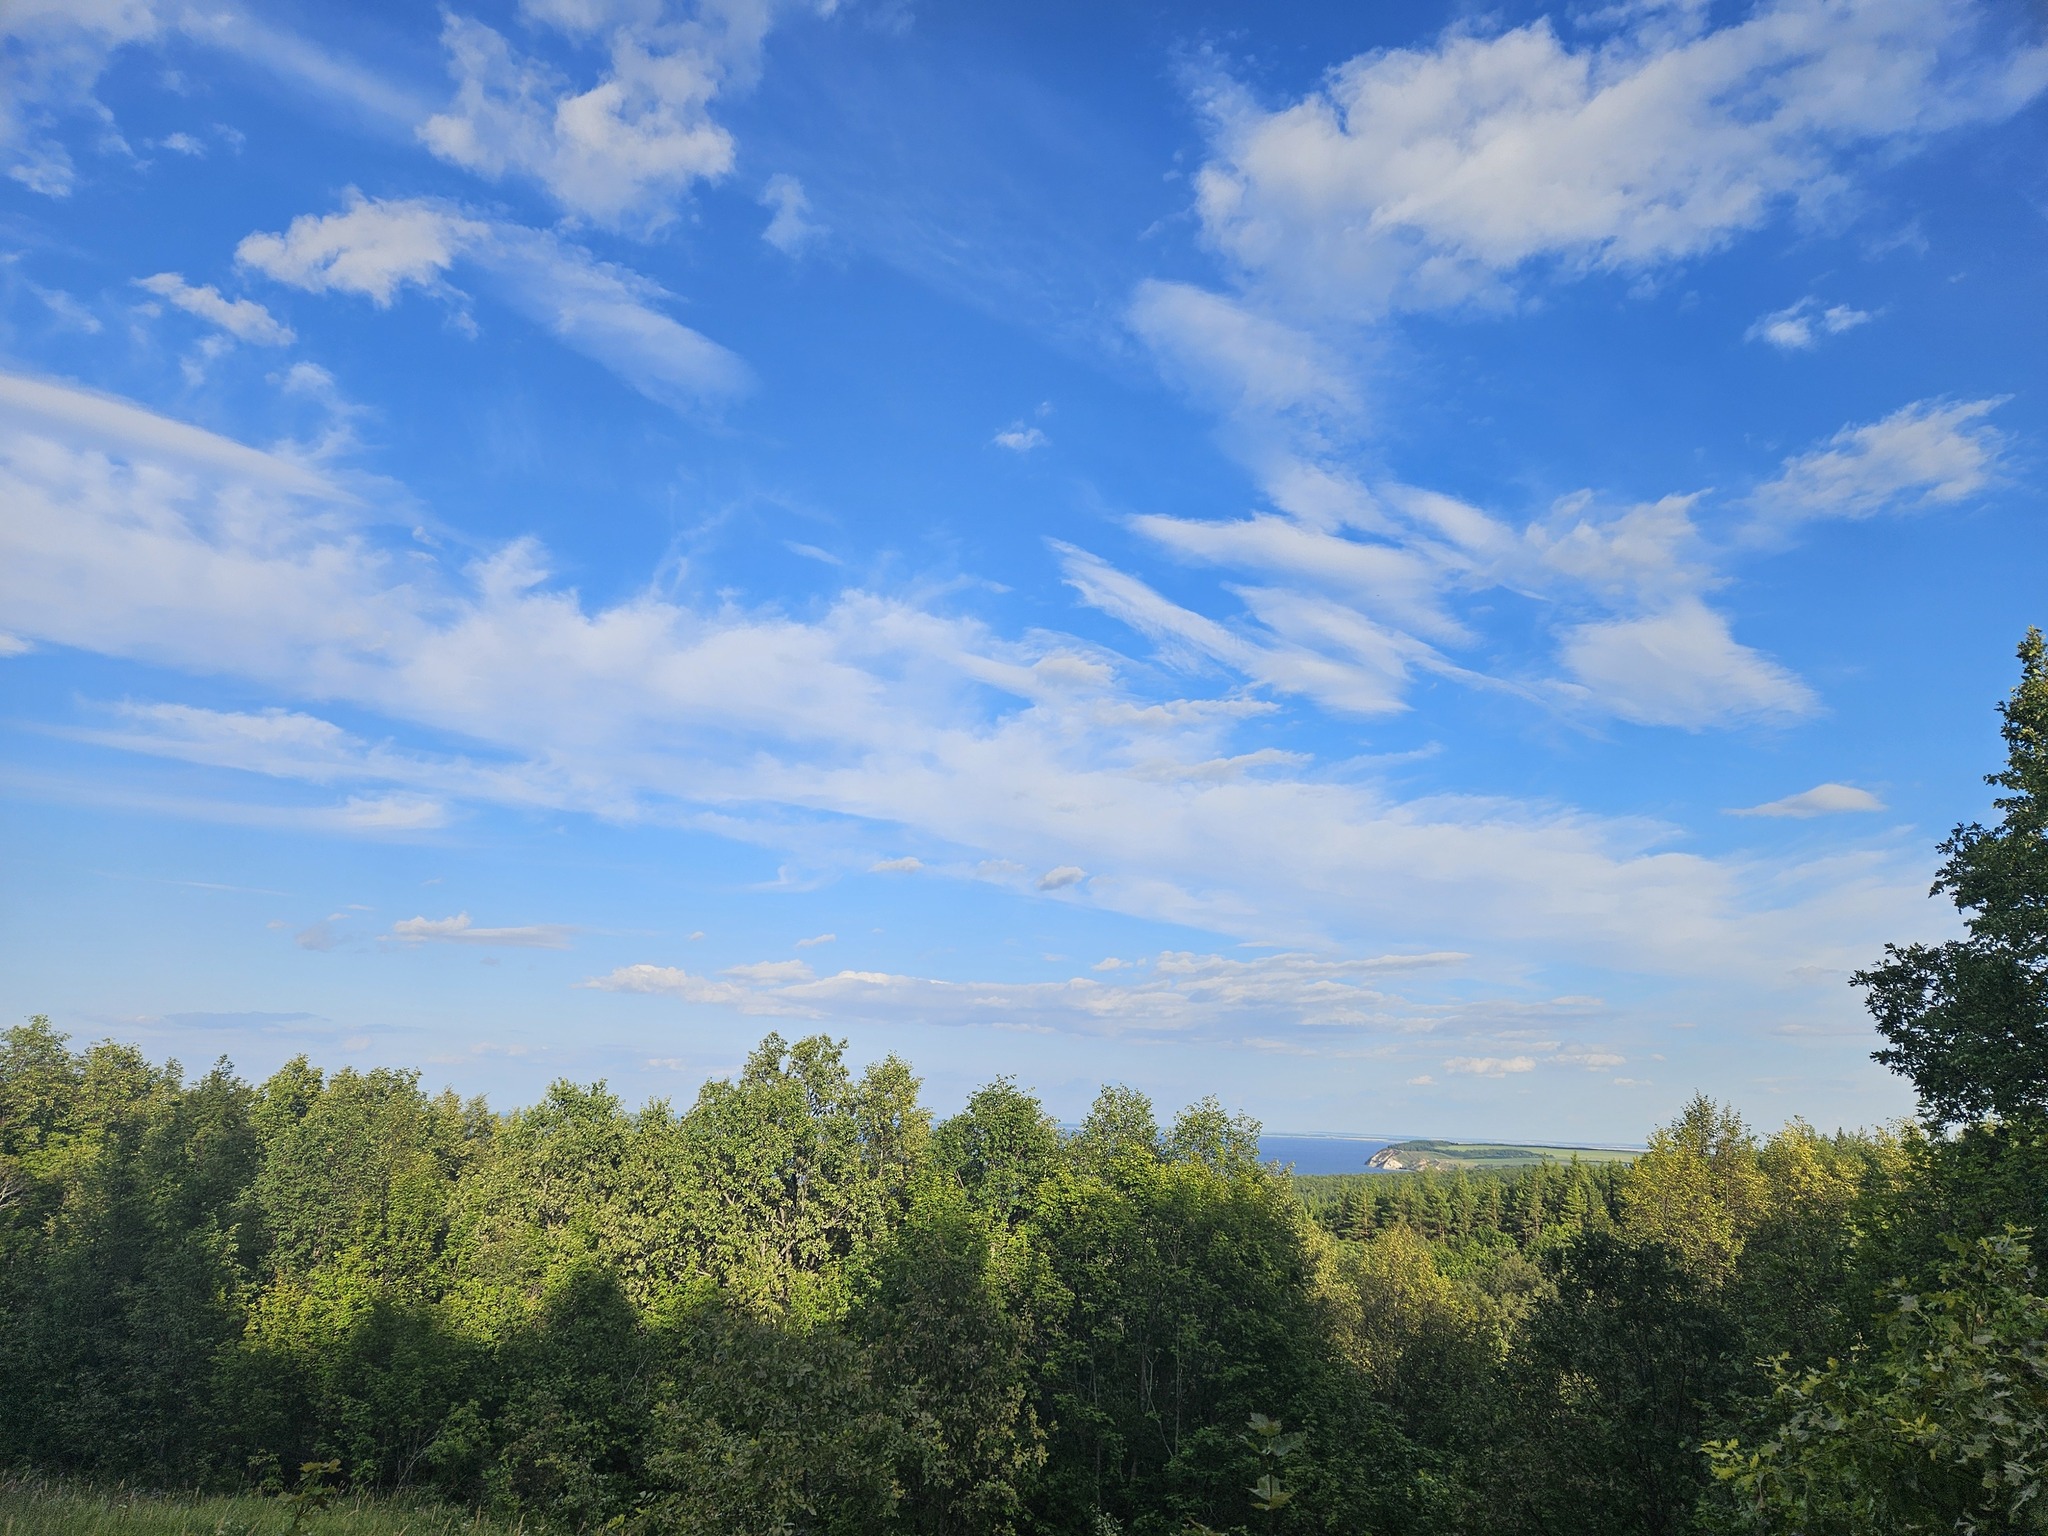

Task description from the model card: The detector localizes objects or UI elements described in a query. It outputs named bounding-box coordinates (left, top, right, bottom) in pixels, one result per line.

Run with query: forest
left=9, top=636, right=2048, bottom=1535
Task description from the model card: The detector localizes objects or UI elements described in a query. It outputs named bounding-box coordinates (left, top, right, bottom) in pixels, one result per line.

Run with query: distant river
left=1258, top=1135, right=1397, bottom=1175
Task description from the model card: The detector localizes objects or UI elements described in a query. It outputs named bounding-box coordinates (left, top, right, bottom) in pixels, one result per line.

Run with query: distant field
left=1366, top=1137, right=1641, bottom=1171
left=0, top=1482, right=513, bottom=1536
left=1287, top=1138, right=1639, bottom=1205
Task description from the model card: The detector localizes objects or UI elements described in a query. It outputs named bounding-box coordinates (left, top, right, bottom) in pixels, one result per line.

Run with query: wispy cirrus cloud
left=237, top=192, right=750, bottom=411
left=0, top=374, right=1942, bottom=1007
left=581, top=947, right=1495, bottom=1042
left=391, top=912, right=573, bottom=948
left=1443, top=1055, right=1536, bottom=1078
left=135, top=272, right=294, bottom=345
left=1, top=3, right=429, bottom=198
left=1749, top=398, right=2007, bottom=527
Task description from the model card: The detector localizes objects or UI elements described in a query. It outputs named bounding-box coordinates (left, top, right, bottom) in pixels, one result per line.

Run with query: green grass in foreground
left=0, top=1481, right=519, bottom=1536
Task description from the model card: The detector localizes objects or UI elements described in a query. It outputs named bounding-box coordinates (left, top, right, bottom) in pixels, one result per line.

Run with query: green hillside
left=1365, top=1137, right=1641, bottom=1171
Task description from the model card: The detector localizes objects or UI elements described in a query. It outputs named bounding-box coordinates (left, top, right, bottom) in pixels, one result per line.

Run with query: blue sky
left=1, top=0, right=2043, bottom=1141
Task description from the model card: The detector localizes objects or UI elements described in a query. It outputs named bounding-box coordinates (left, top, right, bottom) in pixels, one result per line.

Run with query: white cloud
left=794, top=932, right=836, bottom=948
left=1444, top=1055, right=1536, bottom=1077
left=1128, top=279, right=1353, bottom=415
left=1751, top=398, right=2006, bottom=524
left=1133, top=512, right=1467, bottom=645
left=239, top=194, right=749, bottom=409
left=1191, top=0, right=2048, bottom=317
left=236, top=193, right=486, bottom=305
left=418, top=2, right=791, bottom=228
left=1560, top=598, right=1815, bottom=727
left=725, top=958, right=813, bottom=983
left=0, top=369, right=339, bottom=496
left=33, top=285, right=103, bottom=333
left=584, top=946, right=1493, bottom=1039
left=136, top=272, right=294, bottom=345
left=1037, top=865, right=1087, bottom=891
left=1555, top=1047, right=1626, bottom=1070
left=994, top=424, right=1048, bottom=453
left=1058, top=542, right=1427, bottom=717
left=1, top=0, right=161, bottom=196
left=2, top=3, right=428, bottom=198
left=337, top=793, right=449, bottom=831
left=870, top=856, right=923, bottom=873
left=1747, top=296, right=1872, bottom=350
left=157, top=131, right=204, bottom=156
left=1730, top=782, right=1886, bottom=818
left=0, top=373, right=1944, bottom=999
left=1110, top=1, right=2042, bottom=746
left=390, top=912, right=573, bottom=948
left=759, top=172, right=821, bottom=253
left=579, top=963, right=761, bottom=1009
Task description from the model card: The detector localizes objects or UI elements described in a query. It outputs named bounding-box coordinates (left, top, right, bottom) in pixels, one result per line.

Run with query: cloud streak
left=238, top=193, right=750, bottom=410
left=391, top=912, right=573, bottom=948
left=582, top=947, right=1498, bottom=1039
left=1730, top=783, right=1886, bottom=819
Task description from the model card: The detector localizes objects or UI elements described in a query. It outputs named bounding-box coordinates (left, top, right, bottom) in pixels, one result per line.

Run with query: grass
left=0, top=1478, right=521, bottom=1536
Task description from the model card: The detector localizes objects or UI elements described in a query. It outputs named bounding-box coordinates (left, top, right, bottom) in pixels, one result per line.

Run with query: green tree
left=1620, top=1096, right=1767, bottom=1285
left=1858, top=629, right=2048, bottom=1127
left=1494, top=1231, right=1737, bottom=1536
left=932, top=1077, right=1061, bottom=1226
left=857, top=1181, right=1047, bottom=1533
left=1707, top=1229, right=2048, bottom=1535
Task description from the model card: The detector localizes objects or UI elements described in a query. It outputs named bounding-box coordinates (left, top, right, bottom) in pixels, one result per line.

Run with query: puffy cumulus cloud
left=236, top=193, right=487, bottom=305
left=1747, top=297, right=1873, bottom=350
left=1750, top=398, right=2007, bottom=526
left=390, top=912, right=574, bottom=947
left=238, top=193, right=749, bottom=410
left=994, top=424, right=1048, bottom=453
left=1191, top=0, right=2048, bottom=318
left=0, top=373, right=1943, bottom=996
left=135, top=272, right=294, bottom=345
left=1730, top=783, right=1886, bottom=818
left=1559, top=598, right=1817, bottom=728
left=419, top=0, right=802, bottom=229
